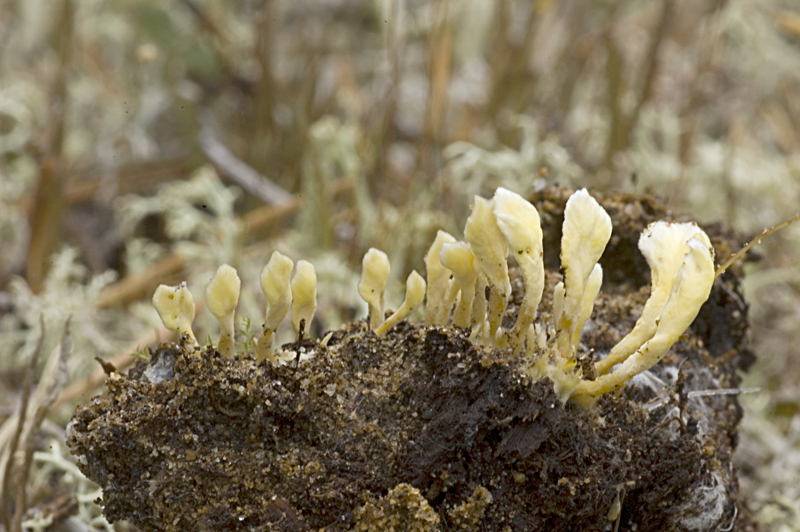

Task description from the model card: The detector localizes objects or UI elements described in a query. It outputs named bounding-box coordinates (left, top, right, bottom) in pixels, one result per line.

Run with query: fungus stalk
left=206, top=264, right=242, bottom=358
left=291, top=260, right=317, bottom=341
left=358, top=248, right=391, bottom=331
left=555, top=189, right=611, bottom=364
left=375, top=271, right=426, bottom=337
left=439, top=242, right=477, bottom=328
left=464, top=196, right=510, bottom=342
left=152, top=283, right=198, bottom=346
left=256, top=251, right=294, bottom=363
left=492, top=188, right=545, bottom=353
left=424, top=231, right=457, bottom=325
left=594, top=222, right=712, bottom=375
left=574, top=237, right=715, bottom=398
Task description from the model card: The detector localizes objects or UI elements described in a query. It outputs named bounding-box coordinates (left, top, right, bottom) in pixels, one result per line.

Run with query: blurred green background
left=1, top=0, right=800, bottom=530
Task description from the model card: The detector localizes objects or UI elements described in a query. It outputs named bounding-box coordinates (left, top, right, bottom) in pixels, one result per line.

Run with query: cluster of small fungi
left=69, top=186, right=752, bottom=532
left=153, top=187, right=715, bottom=405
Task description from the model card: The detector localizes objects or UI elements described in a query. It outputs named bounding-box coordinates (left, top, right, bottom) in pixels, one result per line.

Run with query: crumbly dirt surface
left=67, top=187, right=759, bottom=531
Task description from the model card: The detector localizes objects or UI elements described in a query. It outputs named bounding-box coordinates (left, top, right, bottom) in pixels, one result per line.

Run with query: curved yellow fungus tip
left=358, top=248, right=391, bottom=330
left=375, top=271, right=426, bottom=337
left=206, top=264, right=241, bottom=358
left=152, top=282, right=197, bottom=346
left=595, top=222, right=712, bottom=375
left=575, top=236, right=715, bottom=398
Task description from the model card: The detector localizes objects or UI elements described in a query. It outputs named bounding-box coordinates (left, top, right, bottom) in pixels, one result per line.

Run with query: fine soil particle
left=67, top=187, right=760, bottom=531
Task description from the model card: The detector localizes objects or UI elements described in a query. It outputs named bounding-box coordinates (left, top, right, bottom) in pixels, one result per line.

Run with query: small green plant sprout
left=358, top=248, right=391, bottom=331
left=256, top=251, right=294, bottom=362
left=374, top=270, right=426, bottom=337
left=291, top=260, right=317, bottom=341
left=237, top=316, right=258, bottom=353
left=152, top=282, right=198, bottom=346
left=206, top=264, right=241, bottom=358
left=131, top=345, right=150, bottom=360
left=424, top=230, right=457, bottom=326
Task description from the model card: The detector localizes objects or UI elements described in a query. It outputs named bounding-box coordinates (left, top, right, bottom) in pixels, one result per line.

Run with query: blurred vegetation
left=1, top=0, right=800, bottom=530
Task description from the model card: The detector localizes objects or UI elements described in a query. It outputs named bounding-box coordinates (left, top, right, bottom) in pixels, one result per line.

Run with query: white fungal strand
left=492, top=188, right=545, bottom=353
left=439, top=242, right=477, bottom=328
left=556, top=189, right=612, bottom=361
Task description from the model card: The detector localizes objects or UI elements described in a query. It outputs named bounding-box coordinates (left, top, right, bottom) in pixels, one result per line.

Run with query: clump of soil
left=67, top=187, right=758, bottom=531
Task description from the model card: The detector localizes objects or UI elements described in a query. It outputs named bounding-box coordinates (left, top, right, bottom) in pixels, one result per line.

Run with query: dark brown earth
left=67, top=187, right=759, bottom=531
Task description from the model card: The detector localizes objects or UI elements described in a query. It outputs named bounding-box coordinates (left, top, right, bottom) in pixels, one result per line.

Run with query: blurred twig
left=24, top=0, right=75, bottom=292
left=1, top=318, right=44, bottom=532
left=716, top=212, right=800, bottom=278
left=604, top=0, right=672, bottom=170
left=11, top=320, right=71, bottom=532
left=18, top=158, right=191, bottom=212
left=198, top=109, right=290, bottom=205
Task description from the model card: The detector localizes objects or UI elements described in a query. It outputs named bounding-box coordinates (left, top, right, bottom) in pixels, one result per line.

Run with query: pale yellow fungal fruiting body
left=152, top=282, right=197, bottom=346
left=206, top=264, right=241, bottom=358
left=552, top=281, right=565, bottom=330
left=595, top=222, right=712, bottom=375
left=575, top=237, right=715, bottom=398
left=375, top=271, right=426, bottom=337
left=439, top=242, right=477, bottom=328
left=358, top=248, right=391, bottom=331
left=424, top=231, right=457, bottom=325
left=256, top=251, right=294, bottom=363
left=571, top=263, right=602, bottom=350
left=464, top=196, right=510, bottom=339
left=492, top=188, right=545, bottom=352
left=470, top=274, right=489, bottom=336
left=556, top=189, right=612, bottom=361
left=291, top=260, right=317, bottom=340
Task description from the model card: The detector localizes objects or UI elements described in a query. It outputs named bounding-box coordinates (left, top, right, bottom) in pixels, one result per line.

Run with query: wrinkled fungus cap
left=260, top=251, right=294, bottom=331
left=206, top=264, right=241, bottom=322
left=152, top=282, right=197, bottom=345
left=358, top=248, right=391, bottom=330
